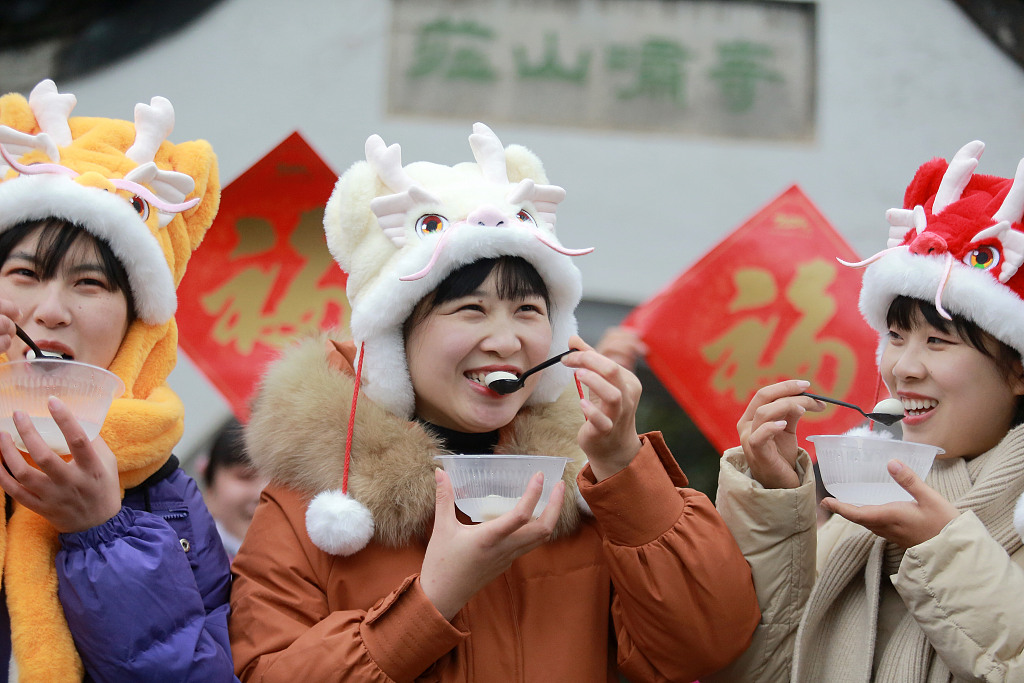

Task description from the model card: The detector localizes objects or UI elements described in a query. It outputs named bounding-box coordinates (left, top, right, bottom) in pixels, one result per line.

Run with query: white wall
left=50, top=0, right=1024, bottom=458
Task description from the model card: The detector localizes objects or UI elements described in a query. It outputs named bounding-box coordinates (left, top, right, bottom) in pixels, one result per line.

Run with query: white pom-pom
left=1014, top=492, right=1024, bottom=540
left=305, top=489, right=375, bottom=556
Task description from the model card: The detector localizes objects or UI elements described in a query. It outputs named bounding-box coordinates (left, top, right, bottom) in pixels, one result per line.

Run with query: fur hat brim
left=350, top=222, right=582, bottom=419
left=860, top=248, right=1024, bottom=361
left=0, top=174, right=176, bottom=323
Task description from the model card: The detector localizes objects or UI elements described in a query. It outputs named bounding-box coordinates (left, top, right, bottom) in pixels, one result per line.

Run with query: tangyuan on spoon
left=870, top=398, right=905, bottom=422
left=485, top=349, right=578, bottom=395
left=16, top=324, right=70, bottom=360
left=801, top=392, right=905, bottom=426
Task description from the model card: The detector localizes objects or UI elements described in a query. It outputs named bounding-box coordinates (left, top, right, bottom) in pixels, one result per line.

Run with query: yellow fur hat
left=0, top=79, right=219, bottom=681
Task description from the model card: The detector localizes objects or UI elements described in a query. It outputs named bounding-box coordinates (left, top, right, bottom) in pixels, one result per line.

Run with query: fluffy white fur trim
left=350, top=225, right=582, bottom=418
left=305, top=489, right=376, bottom=556
left=0, top=174, right=176, bottom=323
left=860, top=249, right=1024, bottom=360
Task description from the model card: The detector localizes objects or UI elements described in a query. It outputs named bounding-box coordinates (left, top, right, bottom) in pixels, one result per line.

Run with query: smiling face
left=881, top=300, right=1024, bottom=459
left=206, top=462, right=267, bottom=543
left=405, top=259, right=553, bottom=433
left=0, top=222, right=132, bottom=370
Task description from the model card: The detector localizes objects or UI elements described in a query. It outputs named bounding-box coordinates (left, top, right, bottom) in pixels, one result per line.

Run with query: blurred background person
left=200, top=417, right=266, bottom=560
left=595, top=325, right=647, bottom=373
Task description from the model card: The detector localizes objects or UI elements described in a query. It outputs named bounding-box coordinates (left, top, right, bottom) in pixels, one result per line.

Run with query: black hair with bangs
left=404, top=256, right=549, bottom=335
left=0, top=218, right=137, bottom=324
left=886, top=296, right=1018, bottom=369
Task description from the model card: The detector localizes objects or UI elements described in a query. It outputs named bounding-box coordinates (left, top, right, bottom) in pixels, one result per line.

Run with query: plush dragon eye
left=415, top=213, right=448, bottom=237
left=963, top=245, right=1000, bottom=270
left=516, top=209, right=536, bottom=225
left=129, top=194, right=151, bottom=221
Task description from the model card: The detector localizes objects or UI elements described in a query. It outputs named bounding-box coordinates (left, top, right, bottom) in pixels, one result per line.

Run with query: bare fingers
left=563, top=338, right=641, bottom=428
left=0, top=432, right=45, bottom=505
left=12, top=407, right=73, bottom=484
left=46, top=397, right=95, bottom=458
left=738, top=381, right=825, bottom=441
left=488, top=472, right=548, bottom=533
left=0, top=307, right=16, bottom=356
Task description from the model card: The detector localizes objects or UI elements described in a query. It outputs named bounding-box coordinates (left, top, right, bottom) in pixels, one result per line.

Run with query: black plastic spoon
left=802, top=392, right=904, bottom=426
left=15, top=324, right=68, bottom=360
left=485, top=349, right=578, bottom=395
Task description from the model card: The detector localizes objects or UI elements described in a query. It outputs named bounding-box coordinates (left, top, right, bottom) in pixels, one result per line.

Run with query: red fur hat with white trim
left=850, top=140, right=1024, bottom=361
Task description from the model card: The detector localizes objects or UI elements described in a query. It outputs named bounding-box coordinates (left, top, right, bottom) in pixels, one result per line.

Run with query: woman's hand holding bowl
left=0, top=396, right=121, bottom=533
left=420, top=467, right=565, bottom=621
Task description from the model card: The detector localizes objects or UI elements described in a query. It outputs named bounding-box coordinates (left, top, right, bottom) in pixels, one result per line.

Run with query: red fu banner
left=177, top=132, right=348, bottom=421
left=624, top=185, right=881, bottom=454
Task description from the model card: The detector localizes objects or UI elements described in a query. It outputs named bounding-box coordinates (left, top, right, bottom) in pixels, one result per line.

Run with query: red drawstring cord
left=343, top=341, right=365, bottom=495
left=574, top=371, right=588, bottom=420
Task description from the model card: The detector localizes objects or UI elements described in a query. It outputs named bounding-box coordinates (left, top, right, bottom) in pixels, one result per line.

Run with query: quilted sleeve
left=57, top=497, right=236, bottom=682
left=702, top=447, right=818, bottom=683
left=579, top=434, right=762, bottom=682
left=894, top=511, right=1024, bottom=682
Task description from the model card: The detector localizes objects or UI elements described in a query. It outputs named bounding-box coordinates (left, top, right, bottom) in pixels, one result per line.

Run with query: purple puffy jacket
left=56, top=456, right=237, bottom=682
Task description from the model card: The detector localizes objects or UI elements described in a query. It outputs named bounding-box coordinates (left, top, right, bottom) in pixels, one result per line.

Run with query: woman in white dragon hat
left=0, top=80, right=234, bottom=682
left=710, top=140, right=1024, bottom=683
left=228, top=123, right=760, bottom=682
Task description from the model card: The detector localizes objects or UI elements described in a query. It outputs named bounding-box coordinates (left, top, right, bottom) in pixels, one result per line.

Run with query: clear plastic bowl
left=0, top=359, right=125, bottom=455
left=808, top=434, right=943, bottom=506
left=433, top=454, right=569, bottom=522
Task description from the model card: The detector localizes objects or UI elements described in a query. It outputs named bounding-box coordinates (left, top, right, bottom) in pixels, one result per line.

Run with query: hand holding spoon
left=802, top=392, right=904, bottom=426
left=485, top=349, right=578, bottom=395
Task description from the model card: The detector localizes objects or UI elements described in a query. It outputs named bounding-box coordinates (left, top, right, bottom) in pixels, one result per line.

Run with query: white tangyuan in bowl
left=808, top=434, right=942, bottom=506
left=0, top=359, right=124, bottom=455
left=433, top=454, right=568, bottom=522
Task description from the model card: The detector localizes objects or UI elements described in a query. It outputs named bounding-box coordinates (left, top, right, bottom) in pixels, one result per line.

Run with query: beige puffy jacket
left=709, top=445, right=1024, bottom=683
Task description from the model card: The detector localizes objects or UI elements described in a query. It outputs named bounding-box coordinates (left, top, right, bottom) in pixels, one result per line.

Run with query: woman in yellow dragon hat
left=0, top=80, right=234, bottom=681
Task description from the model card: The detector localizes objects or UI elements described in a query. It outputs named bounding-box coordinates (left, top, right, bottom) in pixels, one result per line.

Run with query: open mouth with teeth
left=902, top=397, right=937, bottom=417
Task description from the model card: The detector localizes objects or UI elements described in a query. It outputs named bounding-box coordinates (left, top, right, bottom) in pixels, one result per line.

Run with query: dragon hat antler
left=324, top=122, right=592, bottom=419
left=846, top=140, right=1024, bottom=359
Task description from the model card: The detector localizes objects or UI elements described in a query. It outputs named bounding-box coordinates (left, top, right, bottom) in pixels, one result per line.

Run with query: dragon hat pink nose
left=908, top=231, right=948, bottom=256
left=465, top=204, right=508, bottom=227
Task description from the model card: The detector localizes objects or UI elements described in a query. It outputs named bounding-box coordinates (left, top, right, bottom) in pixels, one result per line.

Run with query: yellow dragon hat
left=0, top=79, right=219, bottom=681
